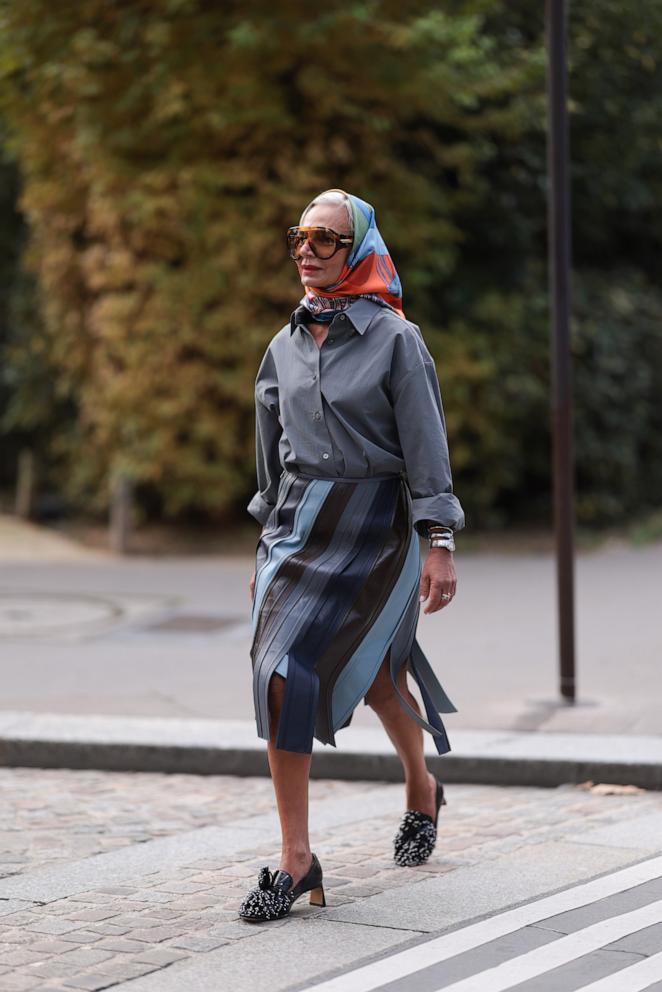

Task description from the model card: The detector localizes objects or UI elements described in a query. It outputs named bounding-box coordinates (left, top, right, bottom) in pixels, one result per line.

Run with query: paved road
left=301, top=856, right=662, bottom=992
left=0, top=768, right=661, bottom=991
left=1, top=538, right=661, bottom=735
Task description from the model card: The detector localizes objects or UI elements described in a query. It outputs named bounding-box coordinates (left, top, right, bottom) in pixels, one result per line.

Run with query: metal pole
left=545, top=0, right=576, bottom=700
left=110, top=470, right=134, bottom=555
left=15, top=448, right=35, bottom=519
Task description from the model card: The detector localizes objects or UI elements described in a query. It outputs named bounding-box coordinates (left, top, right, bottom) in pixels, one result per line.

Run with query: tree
left=1, top=0, right=660, bottom=526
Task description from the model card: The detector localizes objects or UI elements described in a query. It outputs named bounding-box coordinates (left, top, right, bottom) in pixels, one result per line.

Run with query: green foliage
left=435, top=263, right=662, bottom=527
left=0, top=0, right=660, bottom=527
left=572, top=269, right=662, bottom=522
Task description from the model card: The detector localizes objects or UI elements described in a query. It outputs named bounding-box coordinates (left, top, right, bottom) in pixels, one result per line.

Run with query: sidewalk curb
left=2, top=740, right=661, bottom=790
left=0, top=713, right=660, bottom=790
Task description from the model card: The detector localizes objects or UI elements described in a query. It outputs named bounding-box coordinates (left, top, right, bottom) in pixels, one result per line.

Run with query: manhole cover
left=0, top=592, right=121, bottom=638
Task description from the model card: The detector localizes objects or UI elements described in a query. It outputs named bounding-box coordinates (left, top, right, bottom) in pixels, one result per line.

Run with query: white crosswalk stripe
left=304, top=854, right=662, bottom=992
left=431, top=899, right=662, bottom=991
left=576, top=950, right=662, bottom=992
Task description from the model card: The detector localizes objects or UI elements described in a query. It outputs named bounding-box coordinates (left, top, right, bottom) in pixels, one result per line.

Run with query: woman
left=240, top=189, right=465, bottom=923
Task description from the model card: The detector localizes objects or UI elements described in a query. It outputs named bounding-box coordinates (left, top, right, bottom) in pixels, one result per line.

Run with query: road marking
left=574, top=949, right=662, bottom=991
left=430, top=898, right=662, bottom=991
left=304, top=854, right=662, bottom=992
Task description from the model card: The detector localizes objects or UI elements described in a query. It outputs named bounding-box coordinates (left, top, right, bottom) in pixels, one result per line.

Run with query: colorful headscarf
left=298, top=189, right=405, bottom=322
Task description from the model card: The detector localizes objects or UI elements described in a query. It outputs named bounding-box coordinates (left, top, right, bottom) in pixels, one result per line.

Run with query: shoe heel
left=309, top=885, right=326, bottom=907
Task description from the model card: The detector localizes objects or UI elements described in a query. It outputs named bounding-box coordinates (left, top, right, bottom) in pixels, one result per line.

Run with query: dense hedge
left=0, top=0, right=660, bottom=527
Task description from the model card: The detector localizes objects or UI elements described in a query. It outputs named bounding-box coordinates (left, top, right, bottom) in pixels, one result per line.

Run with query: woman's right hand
left=249, top=569, right=256, bottom=602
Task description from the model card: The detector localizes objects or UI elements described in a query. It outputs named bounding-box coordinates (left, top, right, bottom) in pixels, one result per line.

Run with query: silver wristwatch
left=430, top=534, right=455, bottom=551
left=426, top=522, right=455, bottom=552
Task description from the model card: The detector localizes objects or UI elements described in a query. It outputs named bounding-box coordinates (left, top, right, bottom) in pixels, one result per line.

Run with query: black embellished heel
left=239, top=852, right=326, bottom=922
left=393, top=777, right=447, bottom=867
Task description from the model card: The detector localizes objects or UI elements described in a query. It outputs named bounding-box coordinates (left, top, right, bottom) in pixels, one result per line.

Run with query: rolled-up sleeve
left=391, top=346, right=465, bottom=538
left=247, top=347, right=283, bottom=526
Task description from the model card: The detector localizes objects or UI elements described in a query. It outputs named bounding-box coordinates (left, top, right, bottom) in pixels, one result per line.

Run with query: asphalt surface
left=2, top=517, right=662, bottom=990
left=1, top=534, right=661, bottom=736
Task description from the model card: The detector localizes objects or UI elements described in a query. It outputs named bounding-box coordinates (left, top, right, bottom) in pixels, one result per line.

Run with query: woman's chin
left=302, top=273, right=339, bottom=288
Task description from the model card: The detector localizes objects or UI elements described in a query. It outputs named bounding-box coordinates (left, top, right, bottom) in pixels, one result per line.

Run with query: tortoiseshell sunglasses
left=287, top=226, right=353, bottom=260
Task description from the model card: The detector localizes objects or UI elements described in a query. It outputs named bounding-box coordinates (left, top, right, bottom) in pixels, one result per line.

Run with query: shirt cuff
left=247, top=492, right=275, bottom=527
left=411, top=493, right=465, bottom=538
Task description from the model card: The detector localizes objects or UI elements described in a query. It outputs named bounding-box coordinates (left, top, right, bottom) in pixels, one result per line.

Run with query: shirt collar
left=289, top=297, right=381, bottom=336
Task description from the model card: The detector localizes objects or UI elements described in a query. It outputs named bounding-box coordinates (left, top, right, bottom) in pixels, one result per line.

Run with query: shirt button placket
left=315, top=344, right=334, bottom=465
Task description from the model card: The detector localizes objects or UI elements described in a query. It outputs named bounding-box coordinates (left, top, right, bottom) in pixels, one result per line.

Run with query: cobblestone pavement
left=0, top=768, right=660, bottom=991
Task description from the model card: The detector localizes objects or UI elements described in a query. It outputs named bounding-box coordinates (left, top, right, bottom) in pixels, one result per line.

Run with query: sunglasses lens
left=309, top=230, right=337, bottom=258
left=287, top=231, right=307, bottom=258
left=287, top=228, right=341, bottom=259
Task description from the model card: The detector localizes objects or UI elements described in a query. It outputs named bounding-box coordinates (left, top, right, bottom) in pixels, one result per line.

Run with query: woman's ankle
left=279, top=848, right=313, bottom=886
left=281, top=845, right=312, bottom=863
left=405, top=769, right=436, bottom=813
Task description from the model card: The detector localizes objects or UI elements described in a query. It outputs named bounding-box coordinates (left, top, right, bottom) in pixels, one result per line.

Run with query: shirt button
left=312, top=373, right=317, bottom=381
left=322, top=452, right=330, bottom=460
left=313, top=411, right=321, bottom=421
left=329, top=337, right=334, bottom=343
left=339, top=315, right=346, bottom=321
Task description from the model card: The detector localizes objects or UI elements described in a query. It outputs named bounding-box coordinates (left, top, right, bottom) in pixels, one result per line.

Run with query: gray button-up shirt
left=247, top=298, right=465, bottom=537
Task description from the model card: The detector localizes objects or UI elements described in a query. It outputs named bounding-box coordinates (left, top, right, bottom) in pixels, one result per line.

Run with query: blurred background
left=1, top=0, right=661, bottom=549
left=0, top=2, right=661, bottom=734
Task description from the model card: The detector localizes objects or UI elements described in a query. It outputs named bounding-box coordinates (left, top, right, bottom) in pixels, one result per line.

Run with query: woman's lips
left=301, top=264, right=321, bottom=271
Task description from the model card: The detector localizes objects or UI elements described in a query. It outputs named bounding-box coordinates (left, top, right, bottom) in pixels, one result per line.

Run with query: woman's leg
left=365, top=654, right=437, bottom=817
left=266, top=672, right=314, bottom=886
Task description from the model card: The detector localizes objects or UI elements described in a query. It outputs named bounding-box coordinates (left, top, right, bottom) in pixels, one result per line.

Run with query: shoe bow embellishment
left=257, top=866, right=292, bottom=892
left=257, top=866, right=274, bottom=891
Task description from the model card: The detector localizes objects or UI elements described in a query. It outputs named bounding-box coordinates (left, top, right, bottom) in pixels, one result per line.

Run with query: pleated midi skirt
left=250, top=469, right=457, bottom=755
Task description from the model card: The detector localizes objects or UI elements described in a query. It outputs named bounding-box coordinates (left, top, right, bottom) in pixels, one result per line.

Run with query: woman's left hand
left=419, top=548, right=456, bottom=614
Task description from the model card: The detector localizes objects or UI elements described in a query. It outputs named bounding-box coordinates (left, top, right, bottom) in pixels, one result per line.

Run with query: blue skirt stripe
left=409, top=638, right=458, bottom=715
left=275, top=479, right=398, bottom=752
left=251, top=478, right=332, bottom=630
left=274, top=651, right=289, bottom=676
left=253, top=482, right=376, bottom=676
left=408, top=640, right=453, bottom=754
left=253, top=480, right=381, bottom=744
left=330, top=526, right=421, bottom=731
left=251, top=479, right=333, bottom=737
left=387, top=585, right=454, bottom=754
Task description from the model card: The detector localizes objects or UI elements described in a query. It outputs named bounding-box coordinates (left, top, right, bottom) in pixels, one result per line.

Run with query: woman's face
left=294, top=203, right=352, bottom=290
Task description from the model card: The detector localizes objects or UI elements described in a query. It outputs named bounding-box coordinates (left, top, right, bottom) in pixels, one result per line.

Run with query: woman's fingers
left=423, top=579, right=446, bottom=614
left=419, top=572, right=430, bottom=605
left=420, top=555, right=457, bottom=613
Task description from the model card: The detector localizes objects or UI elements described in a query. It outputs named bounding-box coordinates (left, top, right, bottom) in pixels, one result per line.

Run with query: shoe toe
left=393, top=811, right=438, bottom=867
left=239, top=885, right=293, bottom=921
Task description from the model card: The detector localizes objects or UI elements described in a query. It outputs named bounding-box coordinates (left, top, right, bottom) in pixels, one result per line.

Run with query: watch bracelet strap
left=426, top=521, right=455, bottom=549
left=426, top=521, right=453, bottom=537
